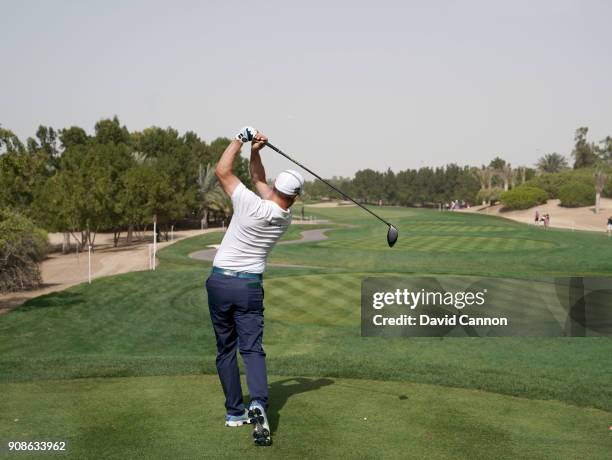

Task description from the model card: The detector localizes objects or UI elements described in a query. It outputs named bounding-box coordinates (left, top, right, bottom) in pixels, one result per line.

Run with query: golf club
left=264, top=141, right=399, bottom=247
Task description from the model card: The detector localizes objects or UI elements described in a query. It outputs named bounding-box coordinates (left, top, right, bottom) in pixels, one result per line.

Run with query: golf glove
left=236, top=126, right=257, bottom=143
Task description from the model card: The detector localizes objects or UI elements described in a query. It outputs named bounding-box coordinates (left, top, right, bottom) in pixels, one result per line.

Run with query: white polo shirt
left=213, top=183, right=292, bottom=274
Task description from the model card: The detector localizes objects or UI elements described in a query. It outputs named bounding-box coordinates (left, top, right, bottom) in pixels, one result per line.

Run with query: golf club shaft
left=264, top=141, right=393, bottom=228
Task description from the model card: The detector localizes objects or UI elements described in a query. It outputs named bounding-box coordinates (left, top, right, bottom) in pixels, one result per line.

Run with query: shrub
left=500, top=186, right=548, bottom=210
left=0, top=209, right=48, bottom=293
left=604, top=180, right=612, bottom=198
left=558, top=181, right=595, bottom=207
left=525, top=169, right=594, bottom=198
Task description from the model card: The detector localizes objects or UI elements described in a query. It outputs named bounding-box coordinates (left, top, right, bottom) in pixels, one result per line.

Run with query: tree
left=0, top=209, right=48, bottom=293
left=594, top=166, right=609, bottom=214
left=500, top=163, right=513, bottom=191
left=572, top=127, right=597, bottom=169
left=303, top=179, right=332, bottom=200
left=94, top=116, right=130, bottom=145
left=0, top=126, right=25, bottom=154
left=489, top=156, right=506, bottom=171
left=0, top=148, right=50, bottom=216
left=412, top=168, right=436, bottom=204
left=134, top=127, right=200, bottom=229
left=536, top=153, right=569, bottom=173
left=44, top=142, right=133, bottom=249
left=198, top=164, right=231, bottom=228
left=59, top=126, right=89, bottom=149
left=381, top=168, right=396, bottom=204
left=488, top=156, right=509, bottom=189
left=474, top=166, right=494, bottom=205
left=118, top=161, right=171, bottom=243
left=453, top=166, right=480, bottom=204
left=395, top=169, right=417, bottom=205
left=598, top=136, right=612, bottom=162
left=353, top=169, right=383, bottom=203
left=29, top=126, right=59, bottom=156
left=516, top=166, right=527, bottom=185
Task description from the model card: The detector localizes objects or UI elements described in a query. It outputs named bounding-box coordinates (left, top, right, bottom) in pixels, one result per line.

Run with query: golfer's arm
left=215, top=140, right=242, bottom=195
left=250, top=150, right=273, bottom=199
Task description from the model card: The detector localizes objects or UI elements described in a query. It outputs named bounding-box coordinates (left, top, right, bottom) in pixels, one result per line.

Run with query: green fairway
left=1, top=206, right=611, bottom=457
left=318, top=234, right=557, bottom=251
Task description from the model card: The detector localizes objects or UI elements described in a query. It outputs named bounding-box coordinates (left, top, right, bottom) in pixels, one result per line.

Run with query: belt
left=212, top=266, right=262, bottom=280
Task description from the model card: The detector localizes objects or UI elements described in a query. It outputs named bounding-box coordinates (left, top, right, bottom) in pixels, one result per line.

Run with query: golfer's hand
left=236, top=126, right=257, bottom=143
left=252, top=132, right=268, bottom=152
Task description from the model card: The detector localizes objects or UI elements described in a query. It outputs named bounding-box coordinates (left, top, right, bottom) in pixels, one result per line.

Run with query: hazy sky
left=3, top=0, right=612, bottom=177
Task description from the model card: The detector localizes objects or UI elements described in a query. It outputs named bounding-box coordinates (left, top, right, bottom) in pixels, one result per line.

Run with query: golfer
left=206, top=126, right=304, bottom=446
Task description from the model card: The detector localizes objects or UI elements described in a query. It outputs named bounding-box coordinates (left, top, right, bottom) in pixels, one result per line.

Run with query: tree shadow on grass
left=16, top=291, right=84, bottom=312
left=266, top=377, right=334, bottom=434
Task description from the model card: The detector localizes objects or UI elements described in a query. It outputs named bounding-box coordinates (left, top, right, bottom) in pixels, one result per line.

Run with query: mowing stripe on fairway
left=316, top=234, right=557, bottom=252
left=2, top=207, right=611, bottom=415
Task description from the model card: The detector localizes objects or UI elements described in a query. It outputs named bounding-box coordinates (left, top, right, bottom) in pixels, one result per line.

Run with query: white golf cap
left=274, top=169, right=304, bottom=196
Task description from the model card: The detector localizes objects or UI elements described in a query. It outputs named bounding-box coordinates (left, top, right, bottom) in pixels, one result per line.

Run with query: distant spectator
left=535, top=209, right=540, bottom=225
left=543, top=213, right=550, bottom=230
left=607, top=216, right=612, bottom=236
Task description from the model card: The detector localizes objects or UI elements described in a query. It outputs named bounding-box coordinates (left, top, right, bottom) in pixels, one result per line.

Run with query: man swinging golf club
left=206, top=126, right=304, bottom=446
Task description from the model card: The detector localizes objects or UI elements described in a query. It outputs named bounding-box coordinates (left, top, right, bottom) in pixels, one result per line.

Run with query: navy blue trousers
left=206, top=272, right=267, bottom=415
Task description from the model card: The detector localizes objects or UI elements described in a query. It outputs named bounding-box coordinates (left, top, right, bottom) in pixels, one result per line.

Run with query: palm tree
left=473, top=166, right=494, bottom=205
left=594, top=166, right=608, bottom=214
left=500, top=163, right=513, bottom=191
left=198, top=164, right=231, bottom=228
left=511, top=166, right=527, bottom=186
left=131, top=151, right=149, bottom=165
left=599, top=136, right=612, bottom=162
left=536, top=153, right=568, bottom=174
left=572, top=127, right=597, bottom=168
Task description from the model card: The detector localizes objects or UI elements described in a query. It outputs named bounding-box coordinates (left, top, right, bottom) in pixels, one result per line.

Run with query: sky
left=2, top=0, right=612, bottom=178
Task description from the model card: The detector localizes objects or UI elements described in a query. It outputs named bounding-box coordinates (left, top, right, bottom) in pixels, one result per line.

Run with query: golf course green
left=1, top=206, right=611, bottom=458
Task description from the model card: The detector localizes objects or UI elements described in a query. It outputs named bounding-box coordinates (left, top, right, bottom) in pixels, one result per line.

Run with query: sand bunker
left=460, top=198, right=612, bottom=232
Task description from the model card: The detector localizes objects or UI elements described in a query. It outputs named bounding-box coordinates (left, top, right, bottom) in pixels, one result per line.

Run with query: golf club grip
left=264, top=141, right=392, bottom=227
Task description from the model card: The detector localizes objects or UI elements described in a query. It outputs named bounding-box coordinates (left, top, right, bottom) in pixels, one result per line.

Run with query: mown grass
left=2, top=375, right=610, bottom=459
left=1, top=207, right=611, bottom=457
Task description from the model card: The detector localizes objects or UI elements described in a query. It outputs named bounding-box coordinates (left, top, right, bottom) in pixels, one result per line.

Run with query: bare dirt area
left=0, top=228, right=222, bottom=315
left=460, top=198, right=612, bottom=232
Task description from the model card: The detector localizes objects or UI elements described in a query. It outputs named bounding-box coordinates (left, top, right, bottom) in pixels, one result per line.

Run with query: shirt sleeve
left=231, top=182, right=263, bottom=217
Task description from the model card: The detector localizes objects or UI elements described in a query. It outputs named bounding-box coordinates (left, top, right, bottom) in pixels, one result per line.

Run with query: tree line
left=2, top=121, right=610, bottom=247
left=304, top=127, right=611, bottom=207
left=0, top=117, right=251, bottom=251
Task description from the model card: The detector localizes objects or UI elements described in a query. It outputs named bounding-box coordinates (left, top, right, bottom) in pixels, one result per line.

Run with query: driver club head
left=387, top=225, right=399, bottom=248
